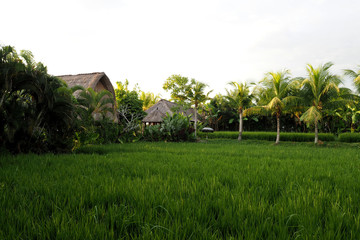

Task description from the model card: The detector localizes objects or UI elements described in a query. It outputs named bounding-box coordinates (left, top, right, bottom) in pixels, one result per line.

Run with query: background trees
left=163, top=75, right=212, bottom=138
left=140, top=91, right=160, bottom=110
left=3, top=44, right=360, bottom=150
left=226, top=82, right=253, bottom=141
left=251, top=70, right=299, bottom=144
left=0, top=46, right=75, bottom=153
left=115, top=80, right=146, bottom=142
left=300, top=62, right=343, bottom=144
left=163, top=74, right=191, bottom=102
left=344, top=66, right=360, bottom=93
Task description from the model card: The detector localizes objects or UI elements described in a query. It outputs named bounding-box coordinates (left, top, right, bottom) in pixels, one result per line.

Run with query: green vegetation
left=249, top=70, right=299, bottom=144
left=163, top=74, right=212, bottom=138
left=226, top=81, right=253, bottom=141
left=2, top=44, right=360, bottom=154
left=1, top=141, right=360, bottom=239
left=0, top=46, right=75, bottom=153
left=338, top=133, right=360, bottom=142
left=197, top=131, right=336, bottom=142
left=300, top=62, right=348, bottom=144
left=143, top=113, right=195, bottom=142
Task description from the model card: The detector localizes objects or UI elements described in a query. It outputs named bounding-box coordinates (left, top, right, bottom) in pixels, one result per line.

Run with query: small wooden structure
left=142, top=99, right=196, bottom=126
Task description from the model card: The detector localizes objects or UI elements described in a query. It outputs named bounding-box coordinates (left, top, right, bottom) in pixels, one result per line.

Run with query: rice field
left=1, top=140, right=360, bottom=239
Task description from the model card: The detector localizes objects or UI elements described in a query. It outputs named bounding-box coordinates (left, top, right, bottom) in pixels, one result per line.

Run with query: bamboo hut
left=142, top=99, right=196, bottom=126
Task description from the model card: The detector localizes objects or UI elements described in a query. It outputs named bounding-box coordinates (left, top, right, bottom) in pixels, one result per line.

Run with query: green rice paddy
left=1, top=140, right=360, bottom=239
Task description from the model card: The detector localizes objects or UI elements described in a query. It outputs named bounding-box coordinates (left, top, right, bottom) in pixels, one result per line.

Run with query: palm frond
left=300, top=106, right=322, bottom=125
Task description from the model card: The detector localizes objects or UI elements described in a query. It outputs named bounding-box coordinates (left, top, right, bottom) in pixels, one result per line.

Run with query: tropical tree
left=140, top=91, right=160, bottom=110
left=185, top=79, right=212, bottom=138
left=251, top=70, right=299, bottom=144
left=115, top=80, right=144, bottom=116
left=163, top=74, right=190, bottom=102
left=300, top=62, right=342, bottom=144
left=73, top=86, right=115, bottom=121
left=335, top=103, right=360, bottom=133
left=344, top=66, right=360, bottom=93
left=0, top=45, right=75, bottom=152
left=226, top=82, right=253, bottom=141
left=115, top=80, right=146, bottom=142
left=163, top=75, right=212, bottom=139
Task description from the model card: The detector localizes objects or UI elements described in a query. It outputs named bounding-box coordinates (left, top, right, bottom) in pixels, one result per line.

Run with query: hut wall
left=95, top=81, right=107, bottom=92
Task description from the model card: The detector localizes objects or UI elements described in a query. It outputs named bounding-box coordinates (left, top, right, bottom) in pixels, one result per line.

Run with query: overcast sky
left=2, top=0, right=360, bottom=97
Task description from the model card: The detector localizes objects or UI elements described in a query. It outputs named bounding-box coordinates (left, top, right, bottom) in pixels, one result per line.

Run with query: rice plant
left=1, top=140, right=360, bottom=239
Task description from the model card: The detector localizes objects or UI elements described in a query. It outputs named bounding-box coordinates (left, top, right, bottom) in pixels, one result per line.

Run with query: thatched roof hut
left=58, top=72, right=117, bottom=121
left=57, top=72, right=116, bottom=100
left=142, top=99, right=196, bottom=124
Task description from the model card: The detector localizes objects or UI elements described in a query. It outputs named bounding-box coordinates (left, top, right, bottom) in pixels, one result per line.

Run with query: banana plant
left=335, top=103, right=360, bottom=133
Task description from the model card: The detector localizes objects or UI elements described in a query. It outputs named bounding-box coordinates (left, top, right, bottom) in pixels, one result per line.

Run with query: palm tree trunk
left=314, top=119, right=319, bottom=144
left=276, top=113, right=280, bottom=144
left=351, top=123, right=355, bottom=133
left=238, top=110, right=243, bottom=141
left=194, top=105, right=197, bottom=139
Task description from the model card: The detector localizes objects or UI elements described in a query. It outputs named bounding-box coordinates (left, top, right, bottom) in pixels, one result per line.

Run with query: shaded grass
left=339, top=133, right=360, bottom=143
left=197, top=131, right=336, bottom=142
left=1, top=140, right=360, bottom=239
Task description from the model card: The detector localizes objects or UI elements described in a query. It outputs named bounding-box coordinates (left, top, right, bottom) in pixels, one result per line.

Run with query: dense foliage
left=115, top=80, right=146, bottom=142
left=197, top=131, right=335, bottom=142
left=143, top=113, right=195, bottom=142
left=71, top=86, right=120, bottom=149
left=2, top=43, right=360, bottom=150
left=163, top=74, right=212, bottom=138
left=198, top=63, right=359, bottom=143
left=2, top=141, right=360, bottom=239
left=338, top=133, right=360, bottom=143
left=0, top=46, right=75, bottom=153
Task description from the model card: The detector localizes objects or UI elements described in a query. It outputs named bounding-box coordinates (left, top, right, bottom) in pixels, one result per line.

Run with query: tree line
left=1, top=44, right=360, bottom=153
left=162, top=64, right=360, bottom=144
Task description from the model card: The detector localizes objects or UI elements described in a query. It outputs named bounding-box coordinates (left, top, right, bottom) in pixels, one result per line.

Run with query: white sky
left=2, top=0, right=360, bottom=97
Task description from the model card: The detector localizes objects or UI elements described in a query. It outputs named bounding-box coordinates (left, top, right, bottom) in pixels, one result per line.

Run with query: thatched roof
left=142, top=109, right=167, bottom=123
left=57, top=72, right=115, bottom=100
left=142, top=99, right=196, bottom=123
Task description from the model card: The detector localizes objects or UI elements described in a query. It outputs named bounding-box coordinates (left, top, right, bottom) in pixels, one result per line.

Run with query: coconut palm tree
left=186, top=79, right=212, bottom=139
left=300, top=62, right=342, bottom=144
left=226, top=82, right=253, bottom=141
left=254, top=70, right=299, bottom=144
left=344, top=66, right=360, bottom=93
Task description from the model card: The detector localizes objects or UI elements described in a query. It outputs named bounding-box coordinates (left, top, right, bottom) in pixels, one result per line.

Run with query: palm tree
left=226, top=82, right=253, bottom=141
left=73, top=86, right=115, bottom=121
left=254, top=70, right=298, bottom=144
left=1, top=45, right=76, bottom=152
left=140, top=91, right=160, bottom=110
left=300, top=62, right=341, bottom=144
left=186, top=79, right=212, bottom=139
left=344, top=66, right=360, bottom=93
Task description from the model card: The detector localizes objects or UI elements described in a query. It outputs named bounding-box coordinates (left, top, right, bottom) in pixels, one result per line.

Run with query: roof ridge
left=56, top=72, right=104, bottom=77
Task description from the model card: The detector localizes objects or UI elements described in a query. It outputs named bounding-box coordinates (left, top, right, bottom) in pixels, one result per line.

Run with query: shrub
left=197, top=131, right=335, bottom=142
left=143, top=113, right=195, bottom=142
left=338, top=133, right=360, bottom=143
left=143, top=125, right=163, bottom=141
left=1, top=46, right=76, bottom=153
left=95, top=120, right=120, bottom=144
